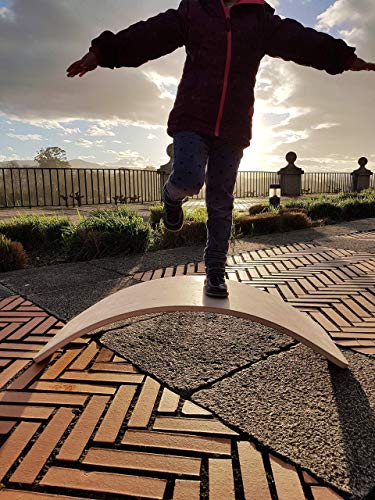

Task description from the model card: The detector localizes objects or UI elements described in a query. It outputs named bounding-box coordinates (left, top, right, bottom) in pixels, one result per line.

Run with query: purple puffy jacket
left=90, top=0, right=357, bottom=149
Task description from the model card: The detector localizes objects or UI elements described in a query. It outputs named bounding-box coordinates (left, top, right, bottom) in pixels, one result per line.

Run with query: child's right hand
left=66, top=52, right=98, bottom=78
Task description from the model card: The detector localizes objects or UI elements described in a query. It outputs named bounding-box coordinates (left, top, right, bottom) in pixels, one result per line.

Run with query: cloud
left=74, top=138, right=104, bottom=148
left=106, top=148, right=151, bottom=168
left=1, top=0, right=374, bottom=172
left=7, top=133, right=43, bottom=141
left=0, top=0, right=185, bottom=126
left=253, top=0, right=375, bottom=171
left=0, top=6, right=15, bottom=22
left=87, top=123, right=116, bottom=136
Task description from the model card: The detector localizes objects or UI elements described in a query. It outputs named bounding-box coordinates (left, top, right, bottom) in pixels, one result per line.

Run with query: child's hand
left=350, top=57, right=375, bottom=71
left=66, top=52, right=98, bottom=78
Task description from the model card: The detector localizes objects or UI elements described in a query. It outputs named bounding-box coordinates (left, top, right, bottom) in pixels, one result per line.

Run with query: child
left=67, top=0, right=374, bottom=298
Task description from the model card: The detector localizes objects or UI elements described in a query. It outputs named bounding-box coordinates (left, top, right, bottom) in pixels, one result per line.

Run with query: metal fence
left=302, top=172, right=353, bottom=195
left=0, top=168, right=161, bottom=208
left=0, top=167, right=365, bottom=209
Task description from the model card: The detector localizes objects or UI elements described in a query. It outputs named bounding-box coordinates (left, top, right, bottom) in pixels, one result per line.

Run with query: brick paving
left=1, top=235, right=375, bottom=498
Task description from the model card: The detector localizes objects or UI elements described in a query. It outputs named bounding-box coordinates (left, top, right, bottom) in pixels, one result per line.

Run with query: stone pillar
left=351, top=157, right=372, bottom=192
left=158, top=143, right=174, bottom=202
left=278, top=152, right=304, bottom=197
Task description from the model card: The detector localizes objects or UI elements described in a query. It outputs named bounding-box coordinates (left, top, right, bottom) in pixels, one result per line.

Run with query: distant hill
left=0, top=159, right=155, bottom=169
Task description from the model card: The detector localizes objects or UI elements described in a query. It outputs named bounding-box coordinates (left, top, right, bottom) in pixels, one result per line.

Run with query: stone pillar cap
left=352, top=157, right=372, bottom=176
left=158, top=143, right=174, bottom=174
left=278, top=151, right=304, bottom=175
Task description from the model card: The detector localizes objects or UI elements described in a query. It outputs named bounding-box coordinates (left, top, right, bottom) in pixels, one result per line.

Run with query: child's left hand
left=350, top=57, right=375, bottom=71
left=66, top=52, right=98, bottom=78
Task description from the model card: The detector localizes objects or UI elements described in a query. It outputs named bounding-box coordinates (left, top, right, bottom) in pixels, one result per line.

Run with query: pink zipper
left=215, top=1, right=233, bottom=137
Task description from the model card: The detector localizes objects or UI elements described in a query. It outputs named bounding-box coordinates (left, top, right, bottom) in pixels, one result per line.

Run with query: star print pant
left=163, top=131, right=244, bottom=273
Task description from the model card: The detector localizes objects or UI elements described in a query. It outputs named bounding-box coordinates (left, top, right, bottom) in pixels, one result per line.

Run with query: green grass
left=284, top=190, right=375, bottom=222
left=0, top=214, right=70, bottom=251
left=63, top=206, right=152, bottom=261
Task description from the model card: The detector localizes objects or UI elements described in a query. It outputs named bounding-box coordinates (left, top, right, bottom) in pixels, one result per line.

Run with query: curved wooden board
left=33, top=276, right=349, bottom=368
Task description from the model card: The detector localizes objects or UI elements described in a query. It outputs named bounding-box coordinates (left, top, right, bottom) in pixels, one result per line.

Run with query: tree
left=34, top=147, right=70, bottom=169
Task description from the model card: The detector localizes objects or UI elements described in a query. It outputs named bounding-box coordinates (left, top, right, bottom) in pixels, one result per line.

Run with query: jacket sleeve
left=89, top=0, right=189, bottom=69
left=263, top=8, right=357, bottom=75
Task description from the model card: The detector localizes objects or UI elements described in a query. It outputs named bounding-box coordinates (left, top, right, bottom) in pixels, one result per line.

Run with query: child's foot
left=204, top=271, right=228, bottom=298
left=162, top=187, right=184, bottom=232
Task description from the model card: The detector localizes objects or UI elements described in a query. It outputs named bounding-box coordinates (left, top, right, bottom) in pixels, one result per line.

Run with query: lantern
left=269, top=184, right=281, bottom=208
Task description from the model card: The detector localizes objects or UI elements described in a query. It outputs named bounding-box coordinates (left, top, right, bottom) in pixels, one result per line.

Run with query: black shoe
left=204, top=272, right=228, bottom=298
left=162, top=187, right=184, bottom=232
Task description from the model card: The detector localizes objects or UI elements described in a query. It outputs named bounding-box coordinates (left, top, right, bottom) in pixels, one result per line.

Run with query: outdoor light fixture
left=269, top=184, right=281, bottom=208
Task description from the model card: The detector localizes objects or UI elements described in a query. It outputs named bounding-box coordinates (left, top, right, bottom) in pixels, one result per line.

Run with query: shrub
left=0, top=215, right=70, bottom=251
left=156, top=220, right=208, bottom=249
left=185, top=206, right=207, bottom=223
left=235, top=210, right=312, bottom=236
left=279, top=211, right=312, bottom=231
left=308, top=201, right=342, bottom=221
left=63, top=207, right=152, bottom=261
left=153, top=206, right=245, bottom=249
left=339, top=198, right=375, bottom=221
left=280, top=207, right=309, bottom=216
left=248, top=204, right=269, bottom=216
left=0, top=234, right=27, bottom=272
left=149, top=203, right=164, bottom=228
left=236, top=213, right=281, bottom=235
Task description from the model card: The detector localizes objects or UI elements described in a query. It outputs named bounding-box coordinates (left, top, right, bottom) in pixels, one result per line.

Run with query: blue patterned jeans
left=164, top=131, right=244, bottom=273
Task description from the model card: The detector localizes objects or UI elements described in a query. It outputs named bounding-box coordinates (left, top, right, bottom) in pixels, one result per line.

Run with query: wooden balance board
left=33, top=276, right=349, bottom=368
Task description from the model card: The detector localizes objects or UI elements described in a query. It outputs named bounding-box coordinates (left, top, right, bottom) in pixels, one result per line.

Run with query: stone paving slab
left=317, top=234, right=375, bottom=254
left=29, top=277, right=137, bottom=322
left=0, top=261, right=121, bottom=296
left=91, top=245, right=204, bottom=276
left=100, top=312, right=295, bottom=394
left=0, top=284, right=14, bottom=299
left=193, top=345, right=375, bottom=499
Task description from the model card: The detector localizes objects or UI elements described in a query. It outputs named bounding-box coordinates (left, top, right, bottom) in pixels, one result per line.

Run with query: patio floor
left=0, top=198, right=266, bottom=222
left=1, top=228, right=374, bottom=499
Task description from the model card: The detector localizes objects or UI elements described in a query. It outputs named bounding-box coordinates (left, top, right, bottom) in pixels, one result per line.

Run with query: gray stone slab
left=0, top=261, right=121, bottom=296
left=0, top=284, right=14, bottom=299
left=193, top=345, right=375, bottom=499
left=90, top=245, right=205, bottom=276
left=100, top=312, right=295, bottom=394
left=318, top=235, right=375, bottom=254
left=28, top=277, right=137, bottom=322
left=232, top=219, right=375, bottom=252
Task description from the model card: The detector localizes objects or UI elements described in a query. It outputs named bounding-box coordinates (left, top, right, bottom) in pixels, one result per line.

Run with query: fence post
left=278, top=152, right=304, bottom=196
left=351, top=157, right=372, bottom=192
left=158, top=143, right=174, bottom=202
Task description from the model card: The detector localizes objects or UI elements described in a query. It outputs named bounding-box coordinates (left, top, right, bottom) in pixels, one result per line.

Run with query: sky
left=0, top=0, right=374, bottom=172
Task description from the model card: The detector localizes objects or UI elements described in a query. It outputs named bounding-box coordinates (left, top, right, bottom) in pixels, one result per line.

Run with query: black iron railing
left=0, top=167, right=364, bottom=209
left=191, top=171, right=280, bottom=200
left=0, top=168, right=161, bottom=208
left=302, top=172, right=353, bottom=195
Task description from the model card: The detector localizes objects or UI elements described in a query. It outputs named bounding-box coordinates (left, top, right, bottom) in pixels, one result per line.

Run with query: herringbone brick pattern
left=338, top=230, right=375, bottom=240
left=0, top=290, right=345, bottom=498
left=134, top=242, right=375, bottom=356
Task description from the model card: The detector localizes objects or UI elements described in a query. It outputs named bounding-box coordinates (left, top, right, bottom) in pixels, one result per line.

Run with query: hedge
left=0, top=234, right=27, bottom=272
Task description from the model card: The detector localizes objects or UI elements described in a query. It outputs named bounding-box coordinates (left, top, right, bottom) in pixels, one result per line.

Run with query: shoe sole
left=203, top=285, right=229, bottom=298
left=163, top=216, right=184, bottom=232
left=163, top=210, right=184, bottom=232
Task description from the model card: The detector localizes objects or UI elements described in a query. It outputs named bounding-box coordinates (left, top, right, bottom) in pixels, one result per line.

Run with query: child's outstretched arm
left=263, top=7, right=375, bottom=75
left=67, top=0, right=189, bottom=78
